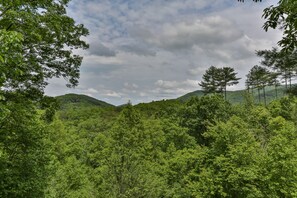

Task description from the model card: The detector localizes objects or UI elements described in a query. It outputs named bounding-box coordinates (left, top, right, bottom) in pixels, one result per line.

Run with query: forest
left=1, top=0, right=297, bottom=197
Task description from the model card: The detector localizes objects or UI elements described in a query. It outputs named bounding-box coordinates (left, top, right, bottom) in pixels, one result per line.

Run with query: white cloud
left=187, top=67, right=208, bottom=76
left=104, top=90, right=122, bottom=98
left=155, top=79, right=198, bottom=89
left=44, top=0, right=282, bottom=105
left=86, top=88, right=98, bottom=94
left=152, top=79, right=200, bottom=98
left=124, top=82, right=138, bottom=89
left=154, top=16, right=243, bottom=51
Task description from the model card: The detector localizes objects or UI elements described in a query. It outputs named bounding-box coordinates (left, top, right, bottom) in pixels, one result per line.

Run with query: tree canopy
left=0, top=1, right=89, bottom=99
left=262, top=0, right=297, bottom=52
left=199, top=66, right=240, bottom=99
left=0, top=1, right=89, bottom=197
left=257, top=48, right=297, bottom=90
left=239, top=0, right=297, bottom=52
left=2, top=0, right=297, bottom=197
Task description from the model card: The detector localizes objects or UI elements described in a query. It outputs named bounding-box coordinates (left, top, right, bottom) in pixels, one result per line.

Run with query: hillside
left=56, top=93, right=115, bottom=108
left=55, top=85, right=290, bottom=110
left=178, top=85, right=287, bottom=104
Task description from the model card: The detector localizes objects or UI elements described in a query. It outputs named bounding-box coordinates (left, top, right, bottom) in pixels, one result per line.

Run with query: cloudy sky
left=45, top=0, right=282, bottom=105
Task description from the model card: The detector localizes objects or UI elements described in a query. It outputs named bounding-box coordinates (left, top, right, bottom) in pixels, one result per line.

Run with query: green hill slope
left=56, top=93, right=115, bottom=108
left=178, top=86, right=287, bottom=104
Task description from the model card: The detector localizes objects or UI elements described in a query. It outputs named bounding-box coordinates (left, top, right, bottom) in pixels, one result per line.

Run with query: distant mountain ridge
left=55, top=85, right=289, bottom=108
left=178, top=85, right=287, bottom=104
left=56, top=93, right=115, bottom=108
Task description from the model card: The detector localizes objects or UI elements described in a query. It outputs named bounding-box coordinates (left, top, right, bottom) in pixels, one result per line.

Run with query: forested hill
left=56, top=93, right=115, bottom=108
left=178, top=85, right=287, bottom=103
left=55, top=85, right=288, bottom=108
left=42, top=93, right=297, bottom=197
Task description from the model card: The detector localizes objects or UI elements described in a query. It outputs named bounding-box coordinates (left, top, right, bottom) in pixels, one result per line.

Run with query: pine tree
left=199, top=66, right=240, bottom=100
left=246, top=65, right=271, bottom=105
left=257, top=48, right=297, bottom=91
left=218, top=67, right=241, bottom=100
left=199, top=66, right=220, bottom=94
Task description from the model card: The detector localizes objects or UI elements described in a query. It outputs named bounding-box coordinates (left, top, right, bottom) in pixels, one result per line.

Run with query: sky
left=45, top=0, right=282, bottom=105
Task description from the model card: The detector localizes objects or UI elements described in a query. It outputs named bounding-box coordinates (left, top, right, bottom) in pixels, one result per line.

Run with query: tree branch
left=6, top=23, right=13, bottom=31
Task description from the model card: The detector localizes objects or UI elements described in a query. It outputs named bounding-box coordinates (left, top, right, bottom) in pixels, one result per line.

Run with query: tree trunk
left=258, top=88, right=261, bottom=104
left=263, top=86, right=267, bottom=106
left=289, top=73, right=292, bottom=90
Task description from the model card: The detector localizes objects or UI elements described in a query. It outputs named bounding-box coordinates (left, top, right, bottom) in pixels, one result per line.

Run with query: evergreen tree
left=199, top=66, right=220, bottom=94
left=199, top=66, right=240, bottom=100
left=246, top=65, right=271, bottom=105
left=257, top=48, right=297, bottom=91
left=218, top=67, right=241, bottom=100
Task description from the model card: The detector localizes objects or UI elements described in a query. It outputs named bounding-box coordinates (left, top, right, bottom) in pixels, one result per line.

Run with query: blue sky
left=45, top=0, right=281, bottom=105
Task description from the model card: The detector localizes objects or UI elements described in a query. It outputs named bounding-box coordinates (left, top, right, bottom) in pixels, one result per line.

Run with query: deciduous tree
left=0, top=1, right=89, bottom=98
left=239, top=0, right=297, bottom=52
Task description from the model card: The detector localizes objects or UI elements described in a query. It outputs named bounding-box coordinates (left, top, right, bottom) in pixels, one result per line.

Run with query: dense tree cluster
left=246, top=65, right=272, bottom=105
left=0, top=1, right=88, bottom=196
left=257, top=48, right=297, bottom=90
left=41, top=95, right=297, bottom=197
left=1, top=0, right=297, bottom=197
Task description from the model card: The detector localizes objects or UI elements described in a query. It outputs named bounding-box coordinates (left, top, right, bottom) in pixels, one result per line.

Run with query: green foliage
left=0, top=30, right=23, bottom=90
left=56, top=94, right=115, bottom=109
left=0, top=2, right=89, bottom=195
left=242, top=0, right=297, bottom=52
left=90, top=105, right=166, bottom=197
left=180, top=95, right=233, bottom=144
left=135, top=99, right=182, bottom=119
left=179, top=85, right=287, bottom=104
left=0, top=94, right=49, bottom=197
left=262, top=0, right=297, bottom=52
left=199, top=66, right=240, bottom=99
left=263, top=117, right=297, bottom=197
left=46, top=156, right=96, bottom=198
left=178, top=89, right=205, bottom=102
left=199, top=66, right=220, bottom=94
left=164, top=147, right=206, bottom=198
left=246, top=65, right=272, bottom=105
left=2, top=1, right=297, bottom=196
left=198, top=116, right=263, bottom=197
left=161, top=119, right=196, bottom=151
left=0, top=1, right=88, bottom=96
left=257, top=48, right=297, bottom=91
left=39, top=94, right=297, bottom=198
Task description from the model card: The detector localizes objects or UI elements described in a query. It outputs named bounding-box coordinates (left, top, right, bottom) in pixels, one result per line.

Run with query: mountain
left=178, top=85, right=288, bottom=104
left=177, top=90, right=204, bottom=102
left=56, top=93, right=115, bottom=108
left=55, top=85, right=290, bottom=110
